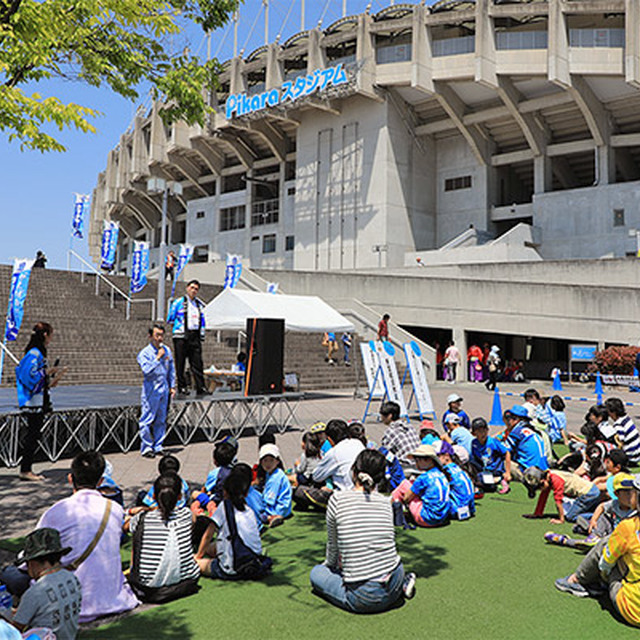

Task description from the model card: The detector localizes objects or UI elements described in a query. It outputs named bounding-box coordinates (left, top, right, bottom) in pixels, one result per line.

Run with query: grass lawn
left=4, top=483, right=624, bottom=639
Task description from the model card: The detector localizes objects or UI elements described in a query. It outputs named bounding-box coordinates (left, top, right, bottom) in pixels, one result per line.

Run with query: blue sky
left=0, top=0, right=427, bottom=270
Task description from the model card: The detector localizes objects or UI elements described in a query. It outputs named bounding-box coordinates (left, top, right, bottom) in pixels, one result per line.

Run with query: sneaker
left=19, top=471, right=44, bottom=482
left=555, top=576, right=590, bottom=597
left=498, top=479, right=510, bottom=495
left=544, top=532, right=575, bottom=547
left=574, top=533, right=600, bottom=550
left=403, top=572, right=417, bottom=599
left=142, top=451, right=155, bottom=459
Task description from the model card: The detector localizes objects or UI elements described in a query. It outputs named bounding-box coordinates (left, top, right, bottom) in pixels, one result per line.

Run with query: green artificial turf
left=65, top=483, right=638, bottom=640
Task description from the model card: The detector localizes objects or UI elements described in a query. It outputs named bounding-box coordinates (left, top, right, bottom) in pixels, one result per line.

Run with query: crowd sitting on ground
left=3, top=388, right=640, bottom=638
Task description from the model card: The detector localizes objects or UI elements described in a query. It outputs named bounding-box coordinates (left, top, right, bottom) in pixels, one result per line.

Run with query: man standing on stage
left=167, top=279, right=208, bottom=396
left=137, top=324, right=176, bottom=457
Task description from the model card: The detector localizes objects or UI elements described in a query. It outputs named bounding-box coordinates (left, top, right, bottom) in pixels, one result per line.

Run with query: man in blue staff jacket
left=137, top=323, right=176, bottom=458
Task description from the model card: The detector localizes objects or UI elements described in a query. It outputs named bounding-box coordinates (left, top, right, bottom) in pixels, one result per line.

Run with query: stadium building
left=89, top=0, right=640, bottom=377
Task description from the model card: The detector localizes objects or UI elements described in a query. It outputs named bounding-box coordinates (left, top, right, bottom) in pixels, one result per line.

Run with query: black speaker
left=245, top=318, right=284, bottom=395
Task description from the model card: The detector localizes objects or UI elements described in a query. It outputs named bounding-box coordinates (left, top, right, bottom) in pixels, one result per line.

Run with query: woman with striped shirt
left=310, top=449, right=416, bottom=612
left=128, top=472, right=200, bottom=601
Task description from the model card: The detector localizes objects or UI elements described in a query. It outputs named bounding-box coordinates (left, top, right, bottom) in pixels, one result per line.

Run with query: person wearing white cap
left=257, top=444, right=292, bottom=527
left=442, top=393, right=471, bottom=431
left=485, top=346, right=501, bottom=391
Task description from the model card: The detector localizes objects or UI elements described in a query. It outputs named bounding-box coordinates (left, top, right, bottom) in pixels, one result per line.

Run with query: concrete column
left=548, top=0, right=570, bottom=87
left=625, top=0, right=640, bottom=89
left=307, top=29, right=325, bottom=73
left=229, top=57, right=246, bottom=96
left=265, top=43, right=283, bottom=90
left=475, top=0, right=497, bottom=87
left=534, top=155, right=553, bottom=194
left=597, top=145, right=616, bottom=185
left=452, top=328, right=468, bottom=383
left=356, top=13, right=376, bottom=96
left=411, top=5, right=434, bottom=94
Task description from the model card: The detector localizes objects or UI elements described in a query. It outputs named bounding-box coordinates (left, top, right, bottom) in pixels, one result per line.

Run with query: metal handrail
left=67, top=249, right=156, bottom=320
left=0, top=341, right=19, bottom=365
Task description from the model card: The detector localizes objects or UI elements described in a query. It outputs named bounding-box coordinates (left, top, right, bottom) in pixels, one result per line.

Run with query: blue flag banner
left=224, top=254, right=243, bottom=289
left=266, top=282, right=279, bottom=294
left=4, top=258, right=35, bottom=341
left=171, top=244, right=194, bottom=296
left=130, top=241, right=150, bottom=294
left=100, top=220, right=119, bottom=271
left=72, top=194, right=89, bottom=239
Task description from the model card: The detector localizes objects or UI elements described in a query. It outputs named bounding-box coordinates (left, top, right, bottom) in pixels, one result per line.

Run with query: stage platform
left=0, top=385, right=303, bottom=468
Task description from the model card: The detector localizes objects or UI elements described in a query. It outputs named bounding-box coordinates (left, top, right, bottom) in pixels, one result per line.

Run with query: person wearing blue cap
left=502, top=405, right=548, bottom=483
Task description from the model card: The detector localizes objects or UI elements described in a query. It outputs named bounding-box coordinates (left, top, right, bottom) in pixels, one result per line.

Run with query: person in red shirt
left=377, top=314, right=390, bottom=341
left=467, top=344, right=484, bottom=383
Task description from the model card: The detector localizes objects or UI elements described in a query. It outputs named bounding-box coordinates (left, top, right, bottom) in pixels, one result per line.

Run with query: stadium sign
left=225, top=63, right=348, bottom=119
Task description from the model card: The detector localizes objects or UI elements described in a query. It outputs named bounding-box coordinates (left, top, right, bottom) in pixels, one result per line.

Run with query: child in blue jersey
left=540, top=395, right=569, bottom=446
left=470, top=418, right=510, bottom=494
left=434, top=440, right=475, bottom=519
left=391, top=444, right=451, bottom=527
left=503, top=405, right=548, bottom=481
left=191, top=439, right=238, bottom=516
left=256, top=444, right=292, bottom=527
left=442, top=393, right=471, bottom=430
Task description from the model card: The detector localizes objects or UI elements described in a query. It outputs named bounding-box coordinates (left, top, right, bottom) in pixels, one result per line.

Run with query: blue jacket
left=167, top=296, right=206, bottom=339
left=15, top=348, right=47, bottom=408
left=261, top=468, right=292, bottom=518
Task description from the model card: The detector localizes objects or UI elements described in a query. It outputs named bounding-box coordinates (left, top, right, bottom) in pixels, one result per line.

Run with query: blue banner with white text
left=100, top=221, right=119, bottom=271
left=130, top=241, right=149, bottom=294
left=223, top=254, right=242, bottom=289
left=4, top=259, right=34, bottom=341
left=72, top=194, right=89, bottom=239
left=171, top=244, right=194, bottom=296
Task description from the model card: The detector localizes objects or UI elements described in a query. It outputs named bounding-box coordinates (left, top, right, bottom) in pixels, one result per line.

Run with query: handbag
left=128, top=511, right=199, bottom=603
left=223, top=499, right=272, bottom=580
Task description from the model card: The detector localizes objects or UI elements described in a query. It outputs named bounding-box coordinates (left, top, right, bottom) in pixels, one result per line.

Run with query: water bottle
left=0, top=583, right=12, bottom=617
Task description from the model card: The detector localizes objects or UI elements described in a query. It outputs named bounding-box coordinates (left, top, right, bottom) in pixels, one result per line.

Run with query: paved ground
left=2, top=378, right=638, bottom=541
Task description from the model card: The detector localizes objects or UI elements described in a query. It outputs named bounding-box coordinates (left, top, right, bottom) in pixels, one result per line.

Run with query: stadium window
left=445, top=175, right=472, bottom=192
left=251, top=235, right=259, bottom=241
left=193, top=245, right=209, bottom=263
left=196, top=210, right=205, bottom=219
left=173, top=221, right=186, bottom=244
left=285, top=160, right=296, bottom=181
left=613, top=209, right=625, bottom=227
left=263, top=234, right=276, bottom=254
left=287, top=186, right=296, bottom=196
left=251, top=199, right=279, bottom=226
left=219, top=205, right=246, bottom=232
left=285, top=235, right=294, bottom=251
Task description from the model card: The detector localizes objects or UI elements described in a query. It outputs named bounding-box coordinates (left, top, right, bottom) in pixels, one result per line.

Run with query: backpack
left=223, top=499, right=273, bottom=580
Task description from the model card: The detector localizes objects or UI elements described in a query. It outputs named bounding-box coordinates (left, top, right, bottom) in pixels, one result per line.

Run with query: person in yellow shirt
left=555, top=474, right=640, bottom=627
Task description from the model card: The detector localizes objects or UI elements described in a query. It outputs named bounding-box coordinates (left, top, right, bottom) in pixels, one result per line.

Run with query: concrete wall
left=254, top=267, right=640, bottom=346
left=533, top=181, right=640, bottom=259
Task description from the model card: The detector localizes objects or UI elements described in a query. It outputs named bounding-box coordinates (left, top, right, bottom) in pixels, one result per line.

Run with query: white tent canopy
left=203, top=288, right=355, bottom=333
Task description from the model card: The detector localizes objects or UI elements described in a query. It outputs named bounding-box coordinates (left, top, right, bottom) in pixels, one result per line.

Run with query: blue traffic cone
left=489, top=386, right=504, bottom=426
left=595, top=372, right=603, bottom=404
left=552, top=371, right=563, bottom=391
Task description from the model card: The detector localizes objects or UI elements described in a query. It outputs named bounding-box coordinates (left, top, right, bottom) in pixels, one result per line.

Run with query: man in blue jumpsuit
left=137, top=323, right=176, bottom=458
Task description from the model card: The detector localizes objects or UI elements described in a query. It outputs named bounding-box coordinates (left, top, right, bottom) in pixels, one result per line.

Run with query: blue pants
left=139, top=393, right=168, bottom=454
left=564, top=484, right=602, bottom=522
left=310, top=562, right=404, bottom=613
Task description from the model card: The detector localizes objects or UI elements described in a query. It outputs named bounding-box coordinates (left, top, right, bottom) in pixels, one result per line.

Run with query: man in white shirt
left=313, top=420, right=365, bottom=491
left=36, top=451, right=139, bottom=622
left=166, top=279, right=208, bottom=396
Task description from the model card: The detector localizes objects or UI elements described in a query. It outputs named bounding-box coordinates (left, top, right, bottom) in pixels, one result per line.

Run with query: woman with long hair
left=310, top=449, right=416, bottom=612
left=15, top=322, right=65, bottom=481
left=128, top=472, right=200, bottom=602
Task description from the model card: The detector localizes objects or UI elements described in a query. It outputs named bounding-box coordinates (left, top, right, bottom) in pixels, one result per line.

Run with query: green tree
left=0, top=0, right=238, bottom=152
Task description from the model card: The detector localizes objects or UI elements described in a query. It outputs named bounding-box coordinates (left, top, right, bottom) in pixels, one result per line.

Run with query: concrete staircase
left=0, top=266, right=357, bottom=391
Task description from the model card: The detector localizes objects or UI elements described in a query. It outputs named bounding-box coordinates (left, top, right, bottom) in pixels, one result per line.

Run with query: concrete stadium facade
left=90, top=0, right=640, bottom=272
left=89, top=0, right=640, bottom=376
